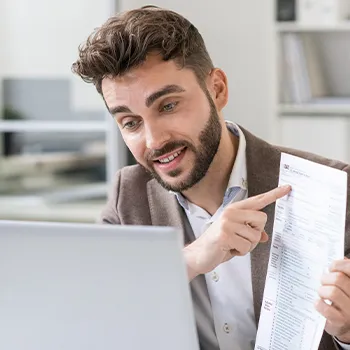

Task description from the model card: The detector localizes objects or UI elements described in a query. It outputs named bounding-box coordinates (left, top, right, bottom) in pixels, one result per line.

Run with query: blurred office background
left=1, top=0, right=350, bottom=223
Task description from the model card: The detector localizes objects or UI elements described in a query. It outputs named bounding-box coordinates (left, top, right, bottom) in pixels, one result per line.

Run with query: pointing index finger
left=234, top=185, right=291, bottom=211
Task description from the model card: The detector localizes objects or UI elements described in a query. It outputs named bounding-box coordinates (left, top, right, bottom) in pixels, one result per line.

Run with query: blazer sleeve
left=98, top=170, right=121, bottom=225
left=344, top=164, right=350, bottom=259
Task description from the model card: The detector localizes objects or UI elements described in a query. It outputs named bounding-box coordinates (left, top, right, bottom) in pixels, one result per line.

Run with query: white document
left=254, top=153, right=347, bottom=350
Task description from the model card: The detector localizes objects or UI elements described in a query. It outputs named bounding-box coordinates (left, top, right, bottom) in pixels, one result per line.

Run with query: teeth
left=159, top=150, right=182, bottom=164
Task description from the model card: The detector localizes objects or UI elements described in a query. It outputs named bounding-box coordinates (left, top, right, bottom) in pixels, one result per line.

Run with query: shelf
left=0, top=196, right=105, bottom=223
left=279, top=103, right=350, bottom=115
left=0, top=120, right=108, bottom=133
left=276, top=22, right=350, bottom=33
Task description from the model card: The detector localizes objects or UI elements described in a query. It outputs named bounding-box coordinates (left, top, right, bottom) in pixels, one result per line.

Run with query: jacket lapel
left=146, top=178, right=195, bottom=243
left=241, top=127, right=282, bottom=325
left=146, top=178, right=183, bottom=227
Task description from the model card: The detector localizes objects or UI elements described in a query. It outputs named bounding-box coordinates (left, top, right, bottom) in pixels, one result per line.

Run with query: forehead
left=101, top=55, right=201, bottom=108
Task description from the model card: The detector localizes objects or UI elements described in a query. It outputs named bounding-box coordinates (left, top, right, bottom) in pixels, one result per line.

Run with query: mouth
left=154, top=147, right=185, bottom=162
left=153, top=147, right=187, bottom=172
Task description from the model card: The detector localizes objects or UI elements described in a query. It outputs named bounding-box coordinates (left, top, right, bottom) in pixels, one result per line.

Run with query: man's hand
left=183, top=185, right=291, bottom=281
left=316, top=258, right=350, bottom=344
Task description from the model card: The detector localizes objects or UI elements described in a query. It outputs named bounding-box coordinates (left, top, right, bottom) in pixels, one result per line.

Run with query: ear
left=207, top=68, right=228, bottom=111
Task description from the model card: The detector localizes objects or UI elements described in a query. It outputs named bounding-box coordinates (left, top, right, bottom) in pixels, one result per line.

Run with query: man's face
left=102, top=55, right=223, bottom=192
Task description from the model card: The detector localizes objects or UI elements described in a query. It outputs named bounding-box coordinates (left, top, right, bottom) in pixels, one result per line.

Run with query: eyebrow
left=108, top=84, right=185, bottom=116
left=109, top=105, right=132, bottom=115
left=145, top=84, right=185, bottom=107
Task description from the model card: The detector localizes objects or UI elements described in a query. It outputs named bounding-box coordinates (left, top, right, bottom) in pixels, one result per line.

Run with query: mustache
left=146, top=141, right=191, bottom=161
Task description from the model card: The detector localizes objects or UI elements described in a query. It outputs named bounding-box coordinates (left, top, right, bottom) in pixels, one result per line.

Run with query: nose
left=144, top=122, right=171, bottom=150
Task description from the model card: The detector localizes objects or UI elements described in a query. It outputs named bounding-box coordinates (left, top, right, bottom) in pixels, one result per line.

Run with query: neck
left=182, top=122, right=239, bottom=215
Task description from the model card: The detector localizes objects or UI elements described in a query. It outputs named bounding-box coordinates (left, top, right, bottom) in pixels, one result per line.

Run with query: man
left=72, top=6, right=350, bottom=350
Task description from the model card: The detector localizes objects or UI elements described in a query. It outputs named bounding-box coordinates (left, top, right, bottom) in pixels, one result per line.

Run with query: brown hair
left=72, top=6, right=214, bottom=94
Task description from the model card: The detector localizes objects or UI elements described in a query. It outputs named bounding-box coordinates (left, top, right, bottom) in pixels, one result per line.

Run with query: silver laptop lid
left=0, top=220, right=199, bottom=350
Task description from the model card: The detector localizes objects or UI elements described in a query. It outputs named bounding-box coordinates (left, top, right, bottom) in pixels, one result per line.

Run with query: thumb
left=260, top=231, right=269, bottom=243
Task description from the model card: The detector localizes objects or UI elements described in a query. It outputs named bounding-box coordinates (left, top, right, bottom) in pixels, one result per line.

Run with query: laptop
left=0, top=220, right=199, bottom=350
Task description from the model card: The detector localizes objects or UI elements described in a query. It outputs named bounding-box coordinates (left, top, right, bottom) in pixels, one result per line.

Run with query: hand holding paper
left=316, top=258, right=350, bottom=344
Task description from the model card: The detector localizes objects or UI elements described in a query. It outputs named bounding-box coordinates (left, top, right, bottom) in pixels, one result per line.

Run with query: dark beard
left=140, top=93, right=222, bottom=192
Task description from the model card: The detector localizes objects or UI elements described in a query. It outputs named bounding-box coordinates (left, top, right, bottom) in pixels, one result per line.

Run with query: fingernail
left=321, top=273, right=330, bottom=281
left=280, top=185, right=291, bottom=190
left=329, top=262, right=336, bottom=272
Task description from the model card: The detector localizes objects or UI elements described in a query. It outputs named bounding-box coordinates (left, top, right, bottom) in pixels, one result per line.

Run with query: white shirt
left=174, top=122, right=350, bottom=350
left=175, top=122, right=256, bottom=350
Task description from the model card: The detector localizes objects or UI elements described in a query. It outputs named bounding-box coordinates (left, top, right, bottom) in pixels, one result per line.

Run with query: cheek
left=123, top=134, right=147, bottom=164
left=180, top=102, right=211, bottom=133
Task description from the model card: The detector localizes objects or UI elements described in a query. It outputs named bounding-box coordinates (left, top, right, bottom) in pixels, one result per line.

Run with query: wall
left=1, top=0, right=111, bottom=111
left=2, top=0, right=109, bottom=77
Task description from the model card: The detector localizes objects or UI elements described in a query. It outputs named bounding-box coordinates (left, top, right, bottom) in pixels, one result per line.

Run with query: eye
left=161, top=101, right=178, bottom=112
left=122, top=120, right=139, bottom=130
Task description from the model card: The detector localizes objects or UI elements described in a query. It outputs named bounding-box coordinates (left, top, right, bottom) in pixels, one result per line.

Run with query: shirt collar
left=226, top=121, right=248, bottom=190
left=172, top=121, right=248, bottom=211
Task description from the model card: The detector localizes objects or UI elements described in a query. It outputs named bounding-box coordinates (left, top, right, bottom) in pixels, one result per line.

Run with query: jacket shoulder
left=118, top=164, right=152, bottom=186
left=100, top=165, right=152, bottom=225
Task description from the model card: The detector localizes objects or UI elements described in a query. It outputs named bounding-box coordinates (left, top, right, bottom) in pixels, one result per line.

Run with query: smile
left=153, top=147, right=187, bottom=173
left=158, top=149, right=183, bottom=163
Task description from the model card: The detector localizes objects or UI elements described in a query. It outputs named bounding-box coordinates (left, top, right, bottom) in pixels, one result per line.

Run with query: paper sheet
left=254, top=153, right=347, bottom=350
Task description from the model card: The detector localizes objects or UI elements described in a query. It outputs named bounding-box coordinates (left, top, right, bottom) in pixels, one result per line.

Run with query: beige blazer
left=101, top=127, right=350, bottom=350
